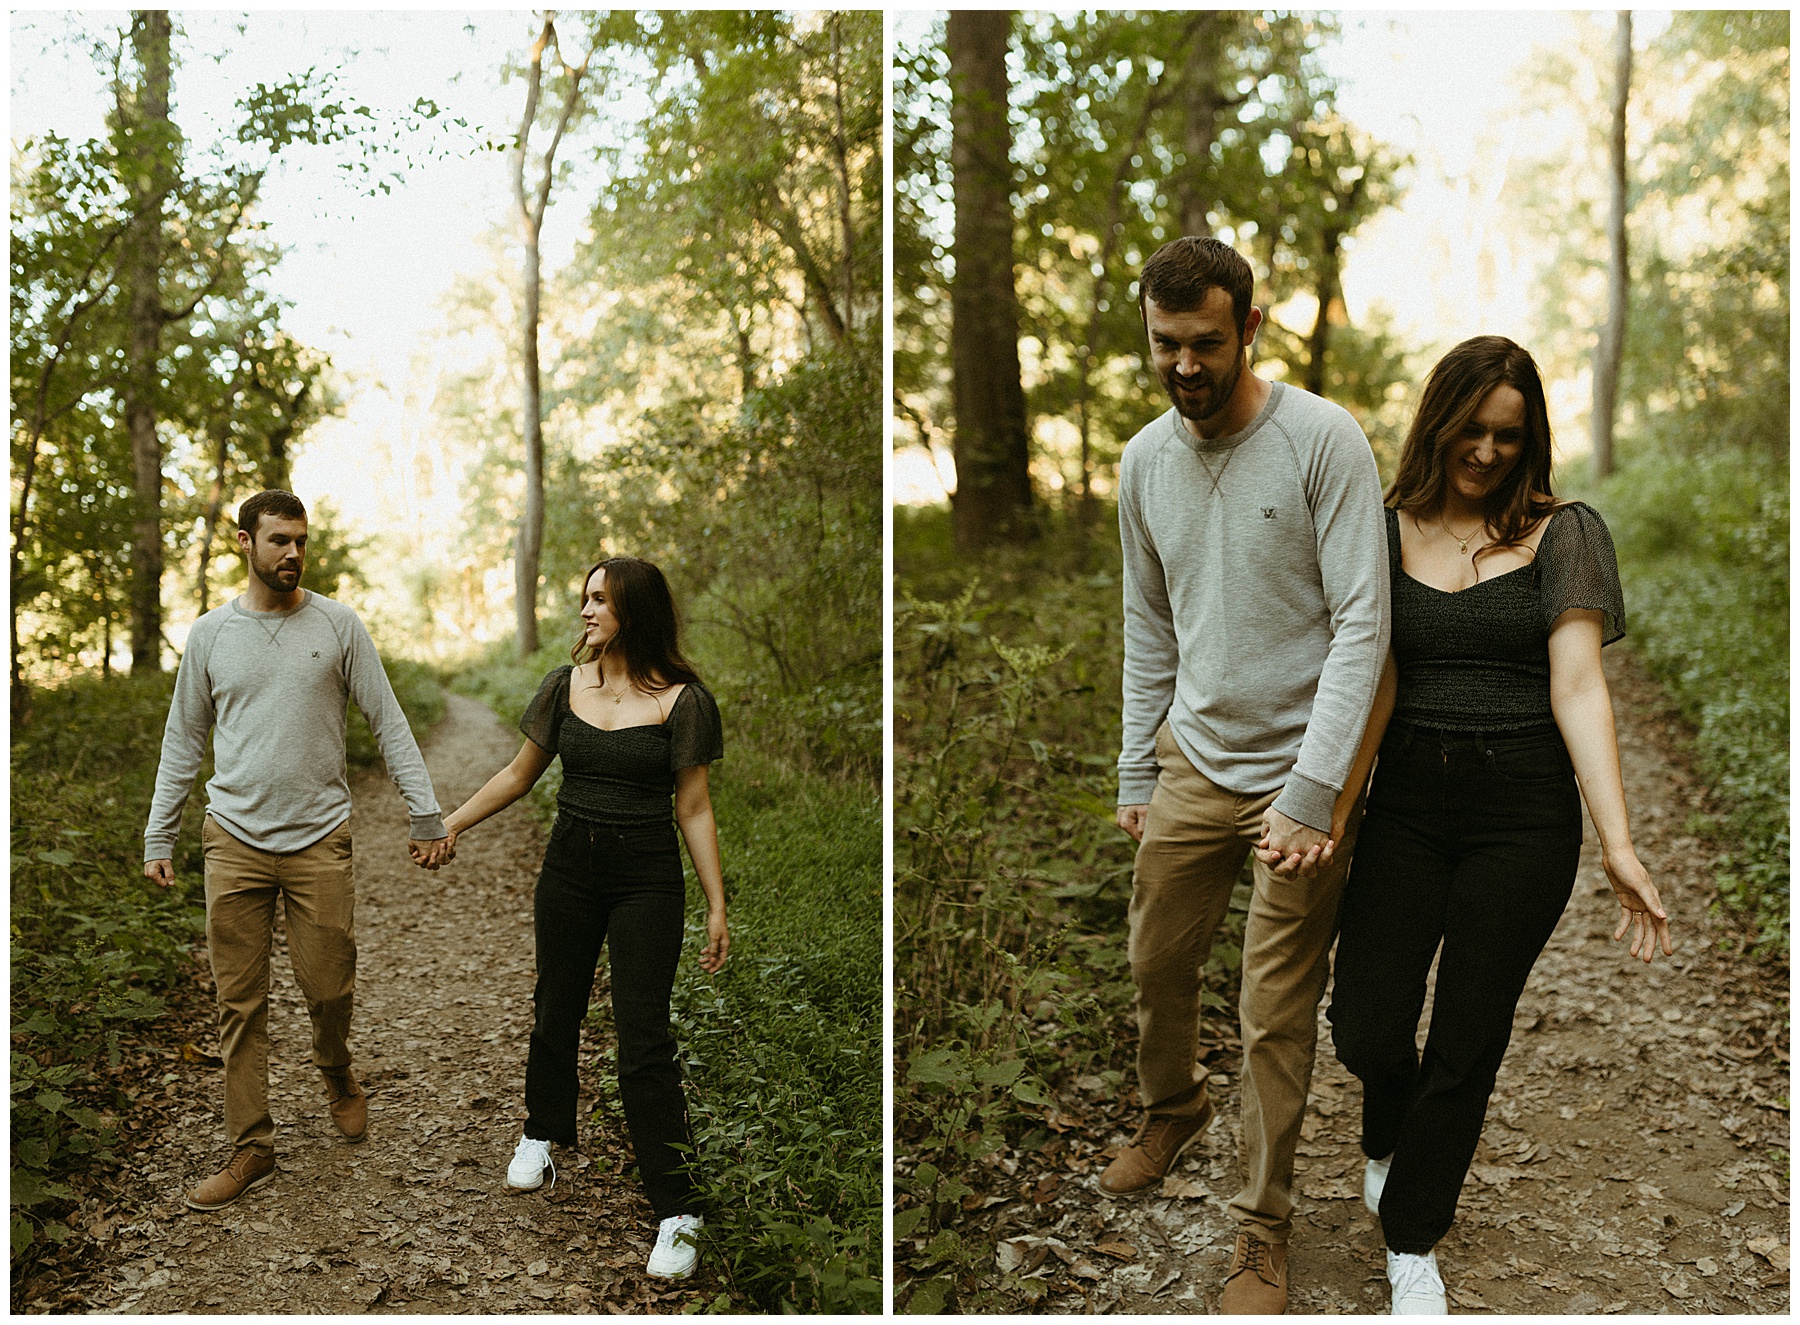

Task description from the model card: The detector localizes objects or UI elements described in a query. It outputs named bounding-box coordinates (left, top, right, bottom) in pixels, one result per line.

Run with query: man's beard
left=1161, top=351, right=1243, bottom=424
left=251, top=554, right=302, bottom=593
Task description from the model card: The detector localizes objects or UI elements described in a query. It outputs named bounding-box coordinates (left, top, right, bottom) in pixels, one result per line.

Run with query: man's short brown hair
left=1138, top=236, right=1256, bottom=334
left=237, top=490, right=308, bottom=539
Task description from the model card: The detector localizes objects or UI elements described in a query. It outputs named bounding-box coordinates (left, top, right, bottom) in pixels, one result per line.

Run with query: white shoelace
left=1389, top=1251, right=1443, bottom=1301
left=515, top=1138, right=555, bottom=1191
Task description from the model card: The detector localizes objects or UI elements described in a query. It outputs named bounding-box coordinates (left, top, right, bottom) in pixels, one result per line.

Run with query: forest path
left=79, top=692, right=710, bottom=1313
left=979, top=648, right=1790, bottom=1315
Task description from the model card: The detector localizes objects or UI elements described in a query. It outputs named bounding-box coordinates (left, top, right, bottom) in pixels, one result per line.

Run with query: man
left=144, top=489, right=451, bottom=1211
left=1105, top=237, right=1389, bottom=1313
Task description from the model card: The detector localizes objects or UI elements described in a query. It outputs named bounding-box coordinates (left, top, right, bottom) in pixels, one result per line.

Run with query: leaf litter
left=950, top=650, right=1789, bottom=1314
left=23, top=694, right=716, bottom=1314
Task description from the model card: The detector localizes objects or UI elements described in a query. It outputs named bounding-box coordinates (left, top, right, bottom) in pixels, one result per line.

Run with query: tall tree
left=116, top=12, right=180, bottom=674
left=947, top=9, right=1032, bottom=551
left=1590, top=10, right=1632, bottom=478
left=510, top=11, right=595, bottom=657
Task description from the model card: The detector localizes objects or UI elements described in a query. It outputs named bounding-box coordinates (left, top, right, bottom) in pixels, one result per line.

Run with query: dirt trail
left=77, top=692, right=712, bottom=1313
left=973, top=649, right=1790, bottom=1314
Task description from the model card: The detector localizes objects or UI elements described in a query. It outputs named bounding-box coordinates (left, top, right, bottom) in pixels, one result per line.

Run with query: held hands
left=409, top=831, right=457, bottom=871
left=699, top=908, right=730, bottom=974
left=1254, top=808, right=1335, bottom=880
left=1604, top=847, right=1673, bottom=963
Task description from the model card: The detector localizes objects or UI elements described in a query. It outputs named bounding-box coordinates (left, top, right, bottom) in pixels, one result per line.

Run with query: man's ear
left=235, top=527, right=253, bottom=555
left=1242, top=305, right=1264, bottom=347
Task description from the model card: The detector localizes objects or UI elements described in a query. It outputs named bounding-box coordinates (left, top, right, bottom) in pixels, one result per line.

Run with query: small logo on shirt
left=311, top=651, right=321, bottom=658
left=1262, top=507, right=1277, bottom=520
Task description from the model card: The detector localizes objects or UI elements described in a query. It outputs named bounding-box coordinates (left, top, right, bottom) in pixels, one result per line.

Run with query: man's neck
left=241, top=584, right=304, bottom=614
left=1182, top=369, right=1272, bottom=443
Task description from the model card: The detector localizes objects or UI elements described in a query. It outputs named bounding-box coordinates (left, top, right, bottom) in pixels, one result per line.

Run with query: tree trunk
left=1305, top=229, right=1344, bottom=397
left=122, top=10, right=173, bottom=674
left=515, top=218, right=545, bottom=656
left=1591, top=10, right=1632, bottom=479
left=947, top=9, right=1032, bottom=552
left=198, top=412, right=231, bottom=614
left=829, top=14, right=857, bottom=331
left=511, top=14, right=591, bottom=658
left=1178, top=13, right=1224, bottom=239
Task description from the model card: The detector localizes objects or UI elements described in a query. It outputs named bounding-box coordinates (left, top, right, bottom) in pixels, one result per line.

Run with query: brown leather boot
left=323, top=1067, right=367, bottom=1142
left=1097, top=1089, right=1216, bottom=1196
left=184, top=1148, right=276, bottom=1211
left=1220, top=1232, right=1288, bottom=1314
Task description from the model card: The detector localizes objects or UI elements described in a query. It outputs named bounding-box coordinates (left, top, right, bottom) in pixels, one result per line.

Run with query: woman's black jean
left=1328, top=721, right=1582, bottom=1254
left=523, top=813, right=699, bottom=1219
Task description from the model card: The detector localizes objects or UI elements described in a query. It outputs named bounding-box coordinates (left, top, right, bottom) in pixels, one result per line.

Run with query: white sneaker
left=506, top=1136, right=553, bottom=1191
left=1365, top=1153, right=1393, bottom=1216
left=1387, top=1249, right=1447, bottom=1314
left=646, top=1213, right=703, bottom=1279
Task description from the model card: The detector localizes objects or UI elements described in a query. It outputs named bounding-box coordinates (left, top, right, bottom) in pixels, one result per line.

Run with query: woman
left=1318, top=337, right=1672, bottom=1313
left=440, top=556, right=728, bottom=1281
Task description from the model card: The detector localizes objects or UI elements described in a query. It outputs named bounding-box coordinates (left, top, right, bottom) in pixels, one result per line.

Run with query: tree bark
left=947, top=10, right=1032, bottom=552
left=1591, top=10, right=1632, bottom=479
left=197, top=408, right=232, bottom=615
left=1304, top=228, right=1344, bottom=397
left=1178, top=13, right=1224, bottom=239
left=829, top=14, right=857, bottom=331
left=121, top=10, right=174, bottom=674
left=511, top=13, right=591, bottom=658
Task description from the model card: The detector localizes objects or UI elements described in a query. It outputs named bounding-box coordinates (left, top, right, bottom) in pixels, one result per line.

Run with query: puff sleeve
left=519, top=665, right=573, bottom=753
left=669, top=681, right=724, bottom=771
left=1537, top=503, right=1626, bottom=645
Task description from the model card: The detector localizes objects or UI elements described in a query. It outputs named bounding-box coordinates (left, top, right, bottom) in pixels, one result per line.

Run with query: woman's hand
left=699, top=907, right=729, bottom=974
left=1605, top=847, right=1672, bottom=963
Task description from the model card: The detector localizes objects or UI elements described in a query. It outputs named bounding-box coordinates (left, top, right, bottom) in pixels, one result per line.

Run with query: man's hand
left=1117, top=804, right=1150, bottom=843
left=144, top=859, right=175, bottom=889
left=1254, top=807, right=1332, bottom=879
left=408, top=834, right=455, bottom=871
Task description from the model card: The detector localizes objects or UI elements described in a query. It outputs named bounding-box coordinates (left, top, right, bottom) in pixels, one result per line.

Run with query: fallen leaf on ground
left=1746, top=1237, right=1787, bottom=1270
left=1162, top=1177, right=1207, bottom=1199
left=1093, top=1239, right=1137, bottom=1262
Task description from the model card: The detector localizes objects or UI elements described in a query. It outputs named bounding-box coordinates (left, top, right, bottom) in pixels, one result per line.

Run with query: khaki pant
left=202, top=816, right=357, bottom=1156
left=1128, top=724, right=1362, bottom=1243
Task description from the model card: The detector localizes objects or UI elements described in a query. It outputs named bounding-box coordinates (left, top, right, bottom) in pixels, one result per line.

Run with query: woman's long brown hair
left=569, top=556, right=701, bottom=692
left=1387, top=335, right=1563, bottom=567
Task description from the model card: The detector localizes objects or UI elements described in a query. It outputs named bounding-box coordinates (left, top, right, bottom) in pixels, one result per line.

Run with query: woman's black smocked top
left=1387, top=501, right=1626, bottom=732
left=519, top=665, right=724, bottom=824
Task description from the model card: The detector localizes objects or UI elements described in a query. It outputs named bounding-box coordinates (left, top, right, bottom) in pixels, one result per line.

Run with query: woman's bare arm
left=675, top=764, right=729, bottom=973
left=1548, top=610, right=1672, bottom=962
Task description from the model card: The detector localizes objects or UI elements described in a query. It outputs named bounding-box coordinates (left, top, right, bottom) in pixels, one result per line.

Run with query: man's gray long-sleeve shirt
left=144, top=591, right=445, bottom=860
left=1118, top=381, right=1389, bottom=831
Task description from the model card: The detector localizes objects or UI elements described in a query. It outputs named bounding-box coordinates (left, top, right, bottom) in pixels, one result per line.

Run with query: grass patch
left=9, top=658, right=444, bottom=1273
left=1574, top=446, right=1789, bottom=956
left=893, top=504, right=1248, bottom=1311
left=454, top=647, right=882, bottom=1313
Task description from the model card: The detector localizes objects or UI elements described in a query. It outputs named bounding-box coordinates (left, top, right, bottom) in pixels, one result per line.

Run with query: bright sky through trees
left=891, top=9, right=1676, bottom=504
left=9, top=11, right=617, bottom=536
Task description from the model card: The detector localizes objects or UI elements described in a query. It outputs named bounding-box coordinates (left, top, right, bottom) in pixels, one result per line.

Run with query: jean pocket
left=1485, top=738, right=1573, bottom=785
left=615, top=820, right=678, bottom=857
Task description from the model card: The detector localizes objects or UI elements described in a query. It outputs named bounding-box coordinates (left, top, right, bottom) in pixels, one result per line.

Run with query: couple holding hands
left=142, top=489, right=723, bottom=1281
left=1103, top=237, right=1673, bottom=1314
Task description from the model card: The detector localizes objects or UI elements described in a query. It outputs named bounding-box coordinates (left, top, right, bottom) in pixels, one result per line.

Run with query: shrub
left=1582, top=446, right=1789, bottom=955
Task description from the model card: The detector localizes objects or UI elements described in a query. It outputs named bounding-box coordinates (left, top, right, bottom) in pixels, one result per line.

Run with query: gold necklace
left=589, top=665, right=630, bottom=705
left=1436, top=512, right=1487, bottom=555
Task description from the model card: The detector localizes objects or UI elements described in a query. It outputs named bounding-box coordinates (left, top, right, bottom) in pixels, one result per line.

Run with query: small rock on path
left=80, top=692, right=711, bottom=1313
